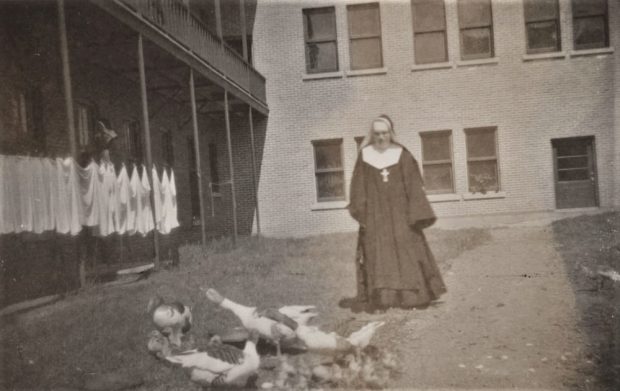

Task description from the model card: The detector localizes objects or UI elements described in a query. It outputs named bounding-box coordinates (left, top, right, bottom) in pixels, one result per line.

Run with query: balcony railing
left=120, top=0, right=266, bottom=104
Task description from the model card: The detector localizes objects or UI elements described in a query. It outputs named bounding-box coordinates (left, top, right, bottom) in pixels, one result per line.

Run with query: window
left=208, top=143, right=220, bottom=194
left=523, top=0, right=561, bottom=53
left=457, top=0, right=494, bottom=60
left=571, top=0, right=608, bottom=50
left=420, top=131, right=454, bottom=194
left=161, top=130, right=174, bottom=166
left=303, top=7, right=339, bottom=73
left=465, top=127, right=500, bottom=193
left=125, top=120, right=143, bottom=162
left=18, top=88, right=44, bottom=139
left=347, top=3, right=383, bottom=70
left=412, top=0, right=448, bottom=64
left=187, top=136, right=200, bottom=223
left=75, top=103, right=94, bottom=147
left=312, top=139, right=345, bottom=201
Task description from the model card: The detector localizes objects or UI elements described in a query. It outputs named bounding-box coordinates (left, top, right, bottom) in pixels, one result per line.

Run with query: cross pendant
left=380, top=168, right=390, bottom=182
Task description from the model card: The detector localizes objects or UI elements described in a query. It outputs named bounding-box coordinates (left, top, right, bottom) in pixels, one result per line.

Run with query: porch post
left=239, top=0, right=248, bottom=62
left=57, top=0, right=77, bottom=158
left=215, top=0, right=223, bottom=40
left=248, top=107, right=260, bottom=236
left=56, top=0, right=84, bottom=287
left=138, top=33, right=161, bottom=268
left=224, top=90, right=238, bottom=244
left=189, top=69, right=207, bottom=245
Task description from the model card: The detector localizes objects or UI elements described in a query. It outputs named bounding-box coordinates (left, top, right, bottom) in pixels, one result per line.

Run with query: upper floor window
left=420, top=130, right=454, bottom=194
left=457, top=0, right=495, bottom=60
left=412, top=0, right=448, bottom=64
left=523, top=0, right=561, bottom=53
left=465, top=127, right=500, bottom=193
left=347, top=3, right=383, bottom=70
left=571, top=0, right=609, bottom=50
left=312, top=139, right=345, bottom=202
left=303, top=7, right=339, bottom=74
left=75, top=103, right=94, bottom=147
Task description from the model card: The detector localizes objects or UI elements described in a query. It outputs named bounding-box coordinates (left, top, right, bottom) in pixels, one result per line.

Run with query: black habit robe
left=348, top=144, right=447, bottom=307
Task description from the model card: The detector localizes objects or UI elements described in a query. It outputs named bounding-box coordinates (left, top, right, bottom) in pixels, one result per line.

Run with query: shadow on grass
left=551, top=212, right=620, bottom=390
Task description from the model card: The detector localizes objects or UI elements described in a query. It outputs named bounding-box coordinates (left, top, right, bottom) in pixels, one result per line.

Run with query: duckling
left=165, top=330, right=261, bottom=387
left=147, top=296, right=193, bottom=347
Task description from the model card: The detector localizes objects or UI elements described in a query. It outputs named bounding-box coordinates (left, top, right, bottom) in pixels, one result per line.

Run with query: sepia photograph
left=0, top=0, right=618, bottom=389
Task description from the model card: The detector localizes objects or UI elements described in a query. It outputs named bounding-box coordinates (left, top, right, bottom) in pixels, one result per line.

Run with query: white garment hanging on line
left=79, top=160, right=100, bottom=227
left=139, top=165, right=155, bottom=236
left=17, top=157, right=34, bottom=233
left=31, top=158, right=50, bottom=234
left=44, top=158, right=57, bottom=233
left=159, top=169, right=179, bottom=234
left=97, top=161, right=117, bottom=237
left=128, top=166, right=141, bottom=236
left=152, top=165, right=163, bottom=231
left=63, top=157, right=83, bottom=235
left=116, top=164, right=131, bottom=235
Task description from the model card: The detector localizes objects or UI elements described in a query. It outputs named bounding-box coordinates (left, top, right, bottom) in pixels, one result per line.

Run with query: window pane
left=458, top=0, right=492, bottom=28
left=412, top=0, right=446, bottom=32
left=526, top=20, right=560, bottom=52
left=461, top=27, right=493, bottom=59
left=466, top=129, right=496, bottom=158
left=555, top=139, right=587, bottom=156
left=317, top=172, right=345, bottom=199
left=558, top=169, right=589, bottom=181
left=350, top=37, right=383, bottom=69
left=574, top=16, right=608, bottom=49
left=572, top=0, right=607, bottom=17
left=524, top=0, right=558, bottom=22
left=423, top=163, right=453, bottom=192
left=348, top=3, right=381, bottom=37
left=422, top=133, right=451, bottom=161
left=415, top=31, right=448, bottom=63
left=304, top=7, right=336, bottom=41
left=468, top=160, right=499, bottom=192
left=306, top=41, right=338, bottom=73
left=557, top=156, right=588, bottom=169
left=315, top=142, right=342, bottom=169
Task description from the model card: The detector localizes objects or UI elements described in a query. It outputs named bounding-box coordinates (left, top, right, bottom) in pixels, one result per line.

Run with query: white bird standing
left=205, top=288, right=314, bottom=355
left=205, top=288, right=385, bottom=354
left=165, top=330, right=261, bottom=387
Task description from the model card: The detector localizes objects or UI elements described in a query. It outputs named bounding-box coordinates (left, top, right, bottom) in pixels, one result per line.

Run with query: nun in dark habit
left=348, top=115, right=447, bottom=311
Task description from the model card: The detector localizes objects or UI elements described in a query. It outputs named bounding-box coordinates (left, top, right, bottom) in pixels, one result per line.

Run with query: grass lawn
left=0, top=227, right=490, bottom=390
left=551, top=212, right=620, bottom=390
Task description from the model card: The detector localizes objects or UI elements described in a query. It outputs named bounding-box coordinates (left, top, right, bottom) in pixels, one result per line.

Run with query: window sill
left=462, top=191, right=506, bottom=200
left=311, top=200, right=348, bottom=211
left=345, top=67, right=388, bottom=77
left=569, top=47, right=614, bottom=58
left=411, top=62, right=453, bottom=72
left=302, top=71, right=344, bottom=81
left=456, top=57, right=499, bottom=67
left=427, top=193, right=461, bottom=203
left=522, top=51, right=567, bottom=62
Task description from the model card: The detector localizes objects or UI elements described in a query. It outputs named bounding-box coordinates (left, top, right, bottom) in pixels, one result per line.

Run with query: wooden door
left=552, top=137, right=598, bottom=209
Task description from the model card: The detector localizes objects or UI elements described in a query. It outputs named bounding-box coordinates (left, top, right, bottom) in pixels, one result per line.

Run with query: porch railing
left=120, top=0, right=266, bottom=104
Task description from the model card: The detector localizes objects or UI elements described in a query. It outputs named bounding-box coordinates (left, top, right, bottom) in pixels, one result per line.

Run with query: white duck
left=294, top=318, right=386, bottom=353
left=165, top=330, right=261, bottom=387
left=205, top=288, right=315, bottom=355
left=147, top=296, right=193, bottom=347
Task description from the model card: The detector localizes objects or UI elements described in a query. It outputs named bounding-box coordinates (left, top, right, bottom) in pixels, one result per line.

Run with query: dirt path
left=389, top=225, right=589, bottom=389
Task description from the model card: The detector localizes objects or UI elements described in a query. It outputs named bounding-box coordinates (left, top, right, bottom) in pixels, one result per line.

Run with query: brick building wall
left=252, top=0, right=619, bottom=237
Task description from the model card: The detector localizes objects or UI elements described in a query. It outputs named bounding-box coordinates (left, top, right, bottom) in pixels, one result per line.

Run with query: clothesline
left=0, top=154, right=179, bottom=237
